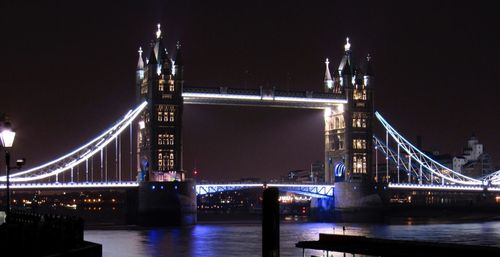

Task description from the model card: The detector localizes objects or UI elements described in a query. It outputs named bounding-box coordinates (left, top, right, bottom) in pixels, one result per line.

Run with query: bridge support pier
left=332, top=182, right=382, bottom=221
left=310, top=197, right=335, bottom=220
left=137, top=181, right=197, bottom=226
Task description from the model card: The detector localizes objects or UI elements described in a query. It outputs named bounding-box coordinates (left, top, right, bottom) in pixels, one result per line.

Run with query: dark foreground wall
left=1, top=211, right=102, bottom=257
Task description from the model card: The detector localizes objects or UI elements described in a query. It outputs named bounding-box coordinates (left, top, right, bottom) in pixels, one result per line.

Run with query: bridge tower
left=324, top=38, right=379, bottom=211
left=136, top=24, right=184, bottom=182
left=134, top=24, right=195, bottom=225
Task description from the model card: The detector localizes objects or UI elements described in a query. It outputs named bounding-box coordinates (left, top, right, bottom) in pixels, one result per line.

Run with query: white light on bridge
left=0, top=182, right=140, bottom=189
left=182, top=92, right=347, bottom=104
left=0, top=101, right=148, bottom=182
left=139, top=120, right=145, bottom=130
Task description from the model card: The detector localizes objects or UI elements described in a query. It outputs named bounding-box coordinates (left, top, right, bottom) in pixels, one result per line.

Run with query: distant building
left=288, top=169, right=311, bottom=183
left=452, top=135, right=493, bottom=178
left=310, top=161, right=325, bottom=183
left=286, top=161, right=325, bottom=183
left=238, top=178, right=262, bottom=183
left=428, top=152, right=453, bottom=170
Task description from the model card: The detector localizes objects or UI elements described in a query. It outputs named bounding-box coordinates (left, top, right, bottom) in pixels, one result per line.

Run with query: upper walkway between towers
left=181, top=86, right=346, bottom=109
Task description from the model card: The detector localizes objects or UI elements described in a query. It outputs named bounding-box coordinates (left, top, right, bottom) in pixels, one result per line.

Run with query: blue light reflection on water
left=85, top=222, right=500, bottom=257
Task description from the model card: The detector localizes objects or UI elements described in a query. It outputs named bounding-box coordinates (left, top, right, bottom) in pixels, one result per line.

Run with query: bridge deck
left=2, top=182, right=335, bottom=197
left=182, top=86, right=346, bottom=109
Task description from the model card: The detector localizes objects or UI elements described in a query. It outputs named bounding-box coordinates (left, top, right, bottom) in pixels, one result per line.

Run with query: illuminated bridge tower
left=136, top=24, right=184, bottom=182
left=324, top=38, right=380, bottom=211
left=134, top=24, right=195, bottom=226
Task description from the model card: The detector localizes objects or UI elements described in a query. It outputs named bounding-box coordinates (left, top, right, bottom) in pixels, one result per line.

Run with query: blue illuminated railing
left=195, top=183, right=334, bottom=198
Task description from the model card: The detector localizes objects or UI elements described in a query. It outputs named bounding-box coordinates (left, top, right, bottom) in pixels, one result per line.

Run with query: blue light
left=160, top=186, right=164, bottom=190
left=334, top=163, right=345, bottom=177
left=174, top=185, right=178, bottom=190
left=152, top=185, right=156, bottom=190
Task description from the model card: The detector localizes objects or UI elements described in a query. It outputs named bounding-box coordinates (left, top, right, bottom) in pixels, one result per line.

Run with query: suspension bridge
left=1, top=100, right=499, bottom=195
left=2, top=25, right=499, bottom=225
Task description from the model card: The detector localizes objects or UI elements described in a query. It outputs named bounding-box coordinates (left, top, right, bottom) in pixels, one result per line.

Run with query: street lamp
left=0, top=121, right=15, bottom=221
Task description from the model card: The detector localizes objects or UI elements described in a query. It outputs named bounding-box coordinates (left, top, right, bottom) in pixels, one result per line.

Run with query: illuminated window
left=169, top=111, right=175, bottom=122
left=352, top=112, right=367, bottom=128
left=158, top=153, right=164, bottom=170
left=353, top=153, right=367, bottom=174
left=159, top=79, right=165, bottom=92
left=353, top=139, right=366, bottom=149
left=353, top=89, right=366, bottom=100
left=169, top=80, right=175, bottom=92
left=159, top=134, right=171, bottom=145
left=157, top=105, right=166, bottom=122
left=352, top=153, right=366, bottom=173
left=166, top=150, right=175, bottom=170
left=163, top=112, right=168, bottom=121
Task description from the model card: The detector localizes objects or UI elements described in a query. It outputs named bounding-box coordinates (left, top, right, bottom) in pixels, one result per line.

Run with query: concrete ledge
left=296, top=234, right=500, bottom=257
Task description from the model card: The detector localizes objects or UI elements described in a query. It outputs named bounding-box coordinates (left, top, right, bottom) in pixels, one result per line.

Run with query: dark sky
left=1, top=1, right=500, bottom=181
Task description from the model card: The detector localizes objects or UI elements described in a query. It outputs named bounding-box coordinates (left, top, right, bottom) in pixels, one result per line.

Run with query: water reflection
left=85, top=221, right=500, bottom=257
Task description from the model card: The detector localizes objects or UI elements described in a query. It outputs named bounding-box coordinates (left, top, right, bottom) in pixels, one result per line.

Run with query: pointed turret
left=332, top=68, right=342, bottom=94
left=137, top=47, right=144, bottom=70
left=341, top=56, right=351, bottom=76
left=144, top=41, right=158, bottom=78
left=339, top=38, right=352, bottom=74
left=153, top=23, right=162, bottom=58
left=150, top=23, right=171, bottom=76
left=147, top=42, right=157, bottom=65
left=338, top=37, right=353, bottom=87
left=135, top=47, right=144, bottom=102
left=324, top=58, right=333, bottom=91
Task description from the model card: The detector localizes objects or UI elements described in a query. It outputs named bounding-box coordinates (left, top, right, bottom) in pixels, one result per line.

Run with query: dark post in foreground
left=262, top=187, right=279, bottom=257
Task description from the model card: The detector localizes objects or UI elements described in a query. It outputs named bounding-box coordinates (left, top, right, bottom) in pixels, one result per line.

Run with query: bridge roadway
left=182, top=86, right=346, bottom=109
left=0, top=182, right=335, bottom=198
left=3, top=182, right=500, bottom=196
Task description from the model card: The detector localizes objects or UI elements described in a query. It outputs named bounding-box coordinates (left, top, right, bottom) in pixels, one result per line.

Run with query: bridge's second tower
left=324, top=39, right=379, bottom=211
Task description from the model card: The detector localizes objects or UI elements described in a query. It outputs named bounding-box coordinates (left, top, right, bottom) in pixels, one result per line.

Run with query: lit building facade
left=136, top=24, right=184, bottom=182
left=453, top=135, right=493, bottom=178
left=324, top=38, right=374, bottom=184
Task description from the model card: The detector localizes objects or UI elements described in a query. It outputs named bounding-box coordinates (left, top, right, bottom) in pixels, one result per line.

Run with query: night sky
left=2, top=1, right=500, bottom=181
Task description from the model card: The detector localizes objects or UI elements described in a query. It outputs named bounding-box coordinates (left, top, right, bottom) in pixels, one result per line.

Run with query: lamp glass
left=0, top=130, right=15, bottom=148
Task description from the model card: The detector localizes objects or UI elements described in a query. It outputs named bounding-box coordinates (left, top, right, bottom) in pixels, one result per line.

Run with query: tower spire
left=155, top=23, right=162, bottom=39
left=344, top=37, right=351, bottom=52
left=137, top=47, right=144, bottom=70
left=324, top=58, right=333, bottom=90
left=339, top=37, right=352, bottom=77
left=147, top=42, right=157, bottom=65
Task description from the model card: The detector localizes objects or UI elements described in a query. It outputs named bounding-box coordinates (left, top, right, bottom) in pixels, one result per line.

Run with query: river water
left=85, top=220, right=500, bottom=257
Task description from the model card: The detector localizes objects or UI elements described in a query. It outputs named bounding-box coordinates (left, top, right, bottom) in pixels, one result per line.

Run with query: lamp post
left=0, top=121, right=16, bottom=221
